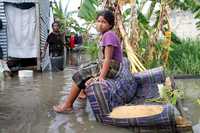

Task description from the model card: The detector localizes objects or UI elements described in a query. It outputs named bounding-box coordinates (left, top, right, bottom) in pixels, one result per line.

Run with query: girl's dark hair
left=96, top=10, right=115, bottom=29
left=52, top=21, right=60, bottom=28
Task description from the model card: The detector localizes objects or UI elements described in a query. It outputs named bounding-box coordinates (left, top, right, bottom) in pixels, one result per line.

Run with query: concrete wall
left=170, top=10, right=200, bottom=39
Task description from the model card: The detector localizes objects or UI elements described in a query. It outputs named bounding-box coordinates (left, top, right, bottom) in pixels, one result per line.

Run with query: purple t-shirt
left=100, top=31, right=123, bottom=62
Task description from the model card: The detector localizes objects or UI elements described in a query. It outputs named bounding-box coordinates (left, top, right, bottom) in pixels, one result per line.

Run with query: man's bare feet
left=53, top=104, right=73, bottom=113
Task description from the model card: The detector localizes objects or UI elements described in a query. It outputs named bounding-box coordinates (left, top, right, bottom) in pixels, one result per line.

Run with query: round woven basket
left=109, top=105, right=163, bottom=119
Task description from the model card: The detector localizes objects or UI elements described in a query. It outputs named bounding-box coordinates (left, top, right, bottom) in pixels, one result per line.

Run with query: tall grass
left=168, top=39, right=200, bottom=75
left=142, top=38, right=200, bottom=75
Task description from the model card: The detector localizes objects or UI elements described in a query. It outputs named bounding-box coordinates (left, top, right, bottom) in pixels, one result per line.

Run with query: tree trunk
left=146, top=5, right=165, bottom=62
left=130, top=2, right=139, bottom=51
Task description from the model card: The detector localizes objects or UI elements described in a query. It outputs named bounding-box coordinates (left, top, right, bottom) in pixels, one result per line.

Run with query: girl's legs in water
left=78, top=90, right=86, bottom=99
left=53, top=81, right=81, bottom=112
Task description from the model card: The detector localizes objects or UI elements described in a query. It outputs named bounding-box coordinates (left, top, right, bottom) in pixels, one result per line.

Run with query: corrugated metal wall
left=0, top=2, right=7, bottom=59
left=38, top=0, right=50, bottom=52
left=0, top=0, right=50, bottom=60
left=0, top=0, right=36, bottom=3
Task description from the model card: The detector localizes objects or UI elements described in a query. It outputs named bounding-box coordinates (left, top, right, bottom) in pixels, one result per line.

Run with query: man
left=42, top=21, right=66, bottom=72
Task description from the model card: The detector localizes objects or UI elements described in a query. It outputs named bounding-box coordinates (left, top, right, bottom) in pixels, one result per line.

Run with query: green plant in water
left=146, top=85, right=184, bottom=105
left=196, top=97, right=200, bottom=106
left=83, top=41, right=99, bottom=60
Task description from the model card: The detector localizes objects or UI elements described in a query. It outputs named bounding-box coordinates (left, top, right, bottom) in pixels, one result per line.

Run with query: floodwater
left=175, top=79, right=200, bottom=132
left=0, top=51, right=200, bottom=133
left=0, top=51, right=130, bottom=133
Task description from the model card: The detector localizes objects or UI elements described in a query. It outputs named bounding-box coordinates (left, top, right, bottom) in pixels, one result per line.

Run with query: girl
left=53, top=10, right=123, bottom=113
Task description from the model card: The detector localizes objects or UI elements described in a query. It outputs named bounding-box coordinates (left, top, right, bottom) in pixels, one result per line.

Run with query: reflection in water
left=175, top=79, right=200, bottom=126
left=193, top=123, right=200, bottom=133
left=1, top=51, right=200, bottom=133
left=66, top=50, right=84, bottom=66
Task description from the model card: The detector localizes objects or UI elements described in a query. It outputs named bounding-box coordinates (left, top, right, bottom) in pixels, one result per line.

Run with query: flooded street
left=0, top=51, right=130, bottom=133
left=0, top=52, right=200, bottom=133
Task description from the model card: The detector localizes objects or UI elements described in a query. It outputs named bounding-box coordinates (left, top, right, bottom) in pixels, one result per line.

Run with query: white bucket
left=18, top=70, right=33, bottom=78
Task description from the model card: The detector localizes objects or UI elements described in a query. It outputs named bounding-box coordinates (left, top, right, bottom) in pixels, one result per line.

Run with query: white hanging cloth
left=5, top=4, right=39, bottom=58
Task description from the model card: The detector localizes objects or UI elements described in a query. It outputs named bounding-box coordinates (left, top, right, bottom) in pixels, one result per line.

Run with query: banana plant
left=77, top=0, right=100, bottom=43
left=140, top=0, right=200, bottom=65
left=78, top=0, right=99, bottom=22
left=52, top=0, right=85, bottom=33
left=197, top=97, right=200, bottom=105
left=77, top=0, right=200, bottom=70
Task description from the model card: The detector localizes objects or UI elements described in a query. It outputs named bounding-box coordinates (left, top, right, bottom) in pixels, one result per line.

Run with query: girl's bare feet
left=53, top=103, right=73, bottom=113
left=77, top=90, right=86, bottom=100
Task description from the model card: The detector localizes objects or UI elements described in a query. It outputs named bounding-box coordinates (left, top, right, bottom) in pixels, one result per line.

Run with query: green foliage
left=138, top=38, right=163, bottom=68
left=197, top=97, right=200, bottom=105
left=144, top=40, right=164, bottom=68
left=143, top=39, right=200, bottom=75
left=146, top=86, right=184, bottom=105
left=146, top=0, right=157, bottom=20
left=78, top=0, right=98, bottom=22
left=136, top=0, right=200, bottom=49
left=138, top=36, right=149, bottom=56
left=171, top=32, right=182, bottom=44
left=52, top=0, right=86, bottom=33
left=76, top=0, right=200, bottom=76
left=83, top=41, right=99, bottom=60
left=137, top=10, right=153, bottom=40
left=168, top=39, right=200, bottom=75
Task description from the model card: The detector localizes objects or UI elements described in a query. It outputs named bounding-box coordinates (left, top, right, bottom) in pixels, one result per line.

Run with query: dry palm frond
left=115, top=5, right=146, bottom=73
left=118, top=0, right=135, bottom=5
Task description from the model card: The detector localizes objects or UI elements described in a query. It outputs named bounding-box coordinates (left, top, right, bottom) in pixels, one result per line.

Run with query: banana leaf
left=78, top=0, right=97, bottom=22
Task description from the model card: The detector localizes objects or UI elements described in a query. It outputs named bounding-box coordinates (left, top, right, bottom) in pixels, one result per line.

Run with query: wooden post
left=36, top=3, right=41, bottom=71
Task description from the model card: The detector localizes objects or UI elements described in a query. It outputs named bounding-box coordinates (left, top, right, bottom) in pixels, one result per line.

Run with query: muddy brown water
left=0, top=52, right=200, bottom=133
left=175, top=79, right=200, bottom=132
left=0, top=52, right=130, bottom=133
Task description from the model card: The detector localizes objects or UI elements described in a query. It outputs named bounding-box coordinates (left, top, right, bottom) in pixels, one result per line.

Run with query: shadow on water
left=0, top=51, right=130, bottom=133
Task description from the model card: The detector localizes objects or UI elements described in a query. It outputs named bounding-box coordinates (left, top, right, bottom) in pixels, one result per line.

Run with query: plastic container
left=18, top=70, right=33, bottom=78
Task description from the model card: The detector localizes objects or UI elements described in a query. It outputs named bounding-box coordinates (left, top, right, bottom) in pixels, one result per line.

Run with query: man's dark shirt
left=46, top=32, right=64, bottom=57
